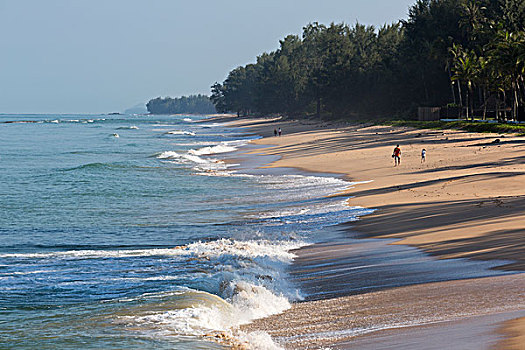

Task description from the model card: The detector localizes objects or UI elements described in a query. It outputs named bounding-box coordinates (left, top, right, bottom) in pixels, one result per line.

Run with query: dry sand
left=225, top=117, right=525, bottom=349
left=243, top=119, right=525, bottom=271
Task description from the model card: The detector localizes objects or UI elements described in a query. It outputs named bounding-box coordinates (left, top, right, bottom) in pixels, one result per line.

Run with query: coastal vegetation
left=147, top=94, right=216, bottom=114
left=386, top=119, right=525, bottom=134
left=210, top=0, right=525, bottom=121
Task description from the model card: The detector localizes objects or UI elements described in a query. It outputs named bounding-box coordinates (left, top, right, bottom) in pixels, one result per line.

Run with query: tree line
left=146, top=94, right=216, bottom=114
left=210, top=0, right=525, bottom=121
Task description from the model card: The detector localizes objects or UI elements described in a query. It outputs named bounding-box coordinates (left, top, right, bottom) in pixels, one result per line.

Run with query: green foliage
left=499, top=0, right=525, bottom=32
left=146, top=95, right=216, bottom=115
left=386, top=119, right=525, bottom=133
left=210, top=0, right=525, bottom=122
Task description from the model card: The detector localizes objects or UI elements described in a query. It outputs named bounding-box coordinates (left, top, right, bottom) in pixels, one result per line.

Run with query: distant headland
left=146, top=94, right=216, bottom=115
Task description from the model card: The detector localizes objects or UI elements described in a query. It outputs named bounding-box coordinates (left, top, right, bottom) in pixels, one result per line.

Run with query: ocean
left=0, top=114, right=368, bottom=349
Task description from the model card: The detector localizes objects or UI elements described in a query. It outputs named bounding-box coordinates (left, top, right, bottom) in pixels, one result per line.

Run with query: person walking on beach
left=274, top=128, right=278, bottom=137
left=278, top=127, right=282, bottom=136
left=421, top=148, right=426, bottom=163
left=393, top=144, right=401, bottom=166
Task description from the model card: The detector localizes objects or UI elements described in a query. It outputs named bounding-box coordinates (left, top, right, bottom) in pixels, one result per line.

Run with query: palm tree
left=449, top=44, right=465, bottom=109
left=488, top=31, right=525, bottom=120
left=459, top=0, right=487, bottom=43
left=451, top=45, right=479, bottom=120
left=474, top=56, right=489, bottom=119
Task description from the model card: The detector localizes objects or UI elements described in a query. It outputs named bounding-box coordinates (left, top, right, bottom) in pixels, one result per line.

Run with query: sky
left=0, top=0, right=415, bottom=114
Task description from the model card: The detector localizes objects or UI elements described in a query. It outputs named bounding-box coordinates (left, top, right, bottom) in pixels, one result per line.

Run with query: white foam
left=1, top=269, right=58, bottom=276
left=226, top=281, right=291, bottom=322
left=113, top=275, right=184, bottom=282
left=183, top=154, right=211, bottom=164
left=117, top=285, right=288, bottom=348
left=199, top=123, right=223, bottom=128
left=187, top=238, right=303, bottom=262
left=165, top=130, right=196, bottom=136
left=169, top=139, right=248, bottom=174
left=156, top=151, right=218, bottom=165
left=138, top=283, right=290, bottom=329
left=183, top=118, right=192, bottom=122
left=0, top=248, right=184, bottom=259
left=236, top=331, right=284, bottom=350
left=115, top=289, right=234, bottom=331
left=101, top=239, right=305, bottom=346
left=156, top=151, right=180, bottom=159
left=189, top=144, right=237, bottom=156
left=175, top=141, right=221, bottom=147
left=195, top=170, right=254, bottom=177
left=258, top=200, right=349, bottom=219
left=156, top=150, right=229, bottom=171
left=0, top=238, right=304, bottom=261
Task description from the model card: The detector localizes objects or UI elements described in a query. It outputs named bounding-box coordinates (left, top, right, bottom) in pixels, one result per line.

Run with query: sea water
left=0, top=114, right=367, bottom=349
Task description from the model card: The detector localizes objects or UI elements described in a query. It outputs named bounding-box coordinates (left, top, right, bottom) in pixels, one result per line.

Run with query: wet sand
left=241, top=272, right=524, bottom=348
left=498, top=317, right=525, bottom=350
left=225, top=117, right=525, bottom=348
left=341, top=311, right=525, bottom=350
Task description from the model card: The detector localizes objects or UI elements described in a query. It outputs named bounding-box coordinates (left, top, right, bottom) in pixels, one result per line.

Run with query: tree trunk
left=483, top=88, right=487, bottom=120
left=448, top=66, right=456, bottom=104
left=514, top=82, right=519, bottom=121
left=316, top=97, right=321, bottom=118
left=502, top=90, right=507, bottom=121
left=478, top=87, right=483, bottom=107
left=469, top=83, right=475, bottom=121
left=518, top=75, right=525, bottom=104
left=465, top=88, right=469, bottom=121
left=457, top=82, right=463, bottom=115
left=496, top=91, right=501, bottom=122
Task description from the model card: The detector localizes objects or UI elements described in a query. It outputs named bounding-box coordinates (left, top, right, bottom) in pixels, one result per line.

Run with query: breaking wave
left=0, top=116, right=369, bottom=349
left=0, top=238, right=303, bottom=261
left=155, top=140, right=248, bottom=171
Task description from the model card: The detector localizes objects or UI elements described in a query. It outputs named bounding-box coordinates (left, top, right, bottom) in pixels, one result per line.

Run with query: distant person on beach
left=421, top=148, right=426, bottom=163
left=274, top=128, right=278, bottom=137
left=392, top=144, right=401, bottom=166
left=278, top=128, right=282, bottom=136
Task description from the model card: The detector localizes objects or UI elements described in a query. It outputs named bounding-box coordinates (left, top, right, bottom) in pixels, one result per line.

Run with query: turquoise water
left=0, top=114, right=363, bottom=349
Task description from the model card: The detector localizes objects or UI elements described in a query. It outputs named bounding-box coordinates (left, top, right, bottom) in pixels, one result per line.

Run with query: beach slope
left=231, top=118, right=525, bottom=348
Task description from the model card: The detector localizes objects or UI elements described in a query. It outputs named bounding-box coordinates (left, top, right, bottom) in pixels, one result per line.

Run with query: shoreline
left=244, top=118, right=525, bottom=270
left=221, top=116, right=525, bottom=349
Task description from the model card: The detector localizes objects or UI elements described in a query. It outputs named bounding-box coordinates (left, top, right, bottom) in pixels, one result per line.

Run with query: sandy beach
left=225, top=117, right=525, bottom=349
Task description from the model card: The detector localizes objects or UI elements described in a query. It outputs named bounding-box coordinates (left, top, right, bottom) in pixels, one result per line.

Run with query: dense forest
left=210, top=0, right=525, bottom=121
left=146, top=95, right=216, bottom=114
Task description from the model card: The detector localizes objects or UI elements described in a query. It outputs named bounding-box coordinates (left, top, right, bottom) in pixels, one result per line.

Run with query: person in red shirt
left=393, top=144, right=401, bottom=166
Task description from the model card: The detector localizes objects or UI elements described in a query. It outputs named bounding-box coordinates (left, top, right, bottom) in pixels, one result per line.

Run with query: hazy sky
left=0, top=0, right=415, bottom=114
